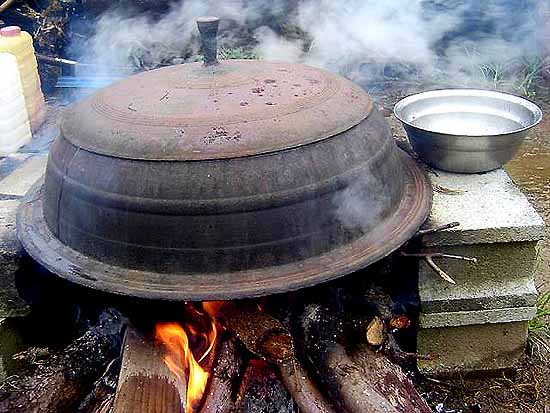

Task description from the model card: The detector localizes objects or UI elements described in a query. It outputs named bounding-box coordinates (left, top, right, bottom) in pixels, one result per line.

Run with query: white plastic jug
left=0, top=26, right=46, bottom=132
left=0, top=52, right=32, bottom=155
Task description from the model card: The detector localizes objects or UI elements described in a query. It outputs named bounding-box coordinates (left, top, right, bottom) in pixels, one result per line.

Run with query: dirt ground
left=506, top=99, right=550, bottom=294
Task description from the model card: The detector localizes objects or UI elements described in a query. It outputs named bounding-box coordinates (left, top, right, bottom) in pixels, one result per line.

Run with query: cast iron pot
left=17, top=18, right=431, bottom=300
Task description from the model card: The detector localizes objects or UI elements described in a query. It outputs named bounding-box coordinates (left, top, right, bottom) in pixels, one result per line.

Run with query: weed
left=528, top=291, right=550, bottom=356
left=218, top=47, right=257, bottom=60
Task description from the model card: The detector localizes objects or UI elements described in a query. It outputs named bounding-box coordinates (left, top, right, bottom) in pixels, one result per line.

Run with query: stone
left=418, top=321, right=528, bottom=377
left=0, top=200, right=29, bottom=317
left=0, top=155, right=47, bottom=197
left=422, top=169, right=545, bottom=246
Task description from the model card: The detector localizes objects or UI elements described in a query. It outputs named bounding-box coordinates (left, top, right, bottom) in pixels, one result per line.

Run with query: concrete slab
left=0, top=154, right=31, bottom=184
left=422, top=169, right=545, bottom=246
left=0, top=155, right=48, bottom=197
left=418, top=321, right=528, bottom=377
left=420, top=306, right=536, bottom=329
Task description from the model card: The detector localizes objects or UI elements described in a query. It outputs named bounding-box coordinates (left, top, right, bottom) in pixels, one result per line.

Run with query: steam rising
left=70, top=0, right=543, bottom=233
left=74, top=0, right=541, bottom=91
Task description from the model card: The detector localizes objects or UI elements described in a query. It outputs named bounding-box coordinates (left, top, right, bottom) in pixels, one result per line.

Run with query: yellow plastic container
left=0, top=53, right=32, bottom=155
left=0, top=26, right=46, bottom=132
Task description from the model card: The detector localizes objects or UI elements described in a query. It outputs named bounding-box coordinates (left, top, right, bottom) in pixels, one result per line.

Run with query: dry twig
left=401, top=252, right=477, bottom=284
left=415, top=222, right=460, bottom=237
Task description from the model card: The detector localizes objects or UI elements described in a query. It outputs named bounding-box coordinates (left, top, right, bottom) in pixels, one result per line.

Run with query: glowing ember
left=155, top=302, right=223, bottom=412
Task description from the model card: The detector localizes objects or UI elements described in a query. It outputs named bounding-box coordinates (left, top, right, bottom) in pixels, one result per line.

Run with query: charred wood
left=200, top=335, right=243, bottom=413
left=235, top=359, right=296, bottom=413
left=0, top=309, right=123, bottom=413
left=77, top=357, right=121, bottom=413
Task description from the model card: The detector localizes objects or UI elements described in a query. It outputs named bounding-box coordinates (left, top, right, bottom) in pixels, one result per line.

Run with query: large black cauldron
left=17, top=18, right=431, bottom=300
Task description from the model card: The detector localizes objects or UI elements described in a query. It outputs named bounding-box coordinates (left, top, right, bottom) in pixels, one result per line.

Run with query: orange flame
left=155, top=302, right=223, bottom=412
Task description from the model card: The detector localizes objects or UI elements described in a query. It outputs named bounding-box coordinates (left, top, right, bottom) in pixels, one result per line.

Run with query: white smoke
left=68, top=0, right=543, bottom=234
left=72, top=0, right=542, bottom=93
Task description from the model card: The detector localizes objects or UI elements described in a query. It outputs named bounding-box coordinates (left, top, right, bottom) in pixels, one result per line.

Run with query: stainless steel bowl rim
left=394, top=88, right=543, bottom=137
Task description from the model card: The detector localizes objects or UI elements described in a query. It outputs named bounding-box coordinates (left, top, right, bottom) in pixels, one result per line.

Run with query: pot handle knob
left=197, top=16, right=220, bottom=66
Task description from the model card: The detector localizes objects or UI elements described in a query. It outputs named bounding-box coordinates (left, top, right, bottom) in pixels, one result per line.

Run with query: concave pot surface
left=17, top=56, right=431, bottom=300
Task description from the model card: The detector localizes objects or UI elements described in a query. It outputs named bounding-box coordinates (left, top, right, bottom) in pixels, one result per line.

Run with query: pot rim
left=17, top=150, right=431, bottom=301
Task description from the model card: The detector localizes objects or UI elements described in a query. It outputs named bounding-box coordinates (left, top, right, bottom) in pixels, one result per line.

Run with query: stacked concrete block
left=417, top=169, right=545, bottom=377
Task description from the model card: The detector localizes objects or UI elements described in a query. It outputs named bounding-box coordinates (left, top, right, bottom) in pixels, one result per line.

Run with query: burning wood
left=112, top=326, right=186, bottom=413
left=235, top=359, right=295, bottom=413
left=200, top=336, right=243, bottom=413
left=215, top=302, right=294, bottom=364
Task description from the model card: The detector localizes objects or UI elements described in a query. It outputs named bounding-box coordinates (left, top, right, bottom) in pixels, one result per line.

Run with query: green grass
left=218, top=47, right=258, bottom=60
left=528, top=291, right=550, bottom=356
left=477, top=56, right=548, bottom=98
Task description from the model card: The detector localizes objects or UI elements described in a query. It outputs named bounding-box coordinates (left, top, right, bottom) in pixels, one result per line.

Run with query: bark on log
left=112, top=325, right=186, bottom=413
left=216, top=302, right=294, bottom=364
left=293, top=303, right=432, bottom=413
left=0, top=310, right=123, bottom=413
left=77, top=358, right=120, bottom=413
left=279, top=358, right=337, bottom=413
left=350, top=344, right=432, bottom=413
left=293, top=303, right=397, bottom=413
left=235, top=359, right=296, bottom=413
left=200, top=336, right=243, bottom=413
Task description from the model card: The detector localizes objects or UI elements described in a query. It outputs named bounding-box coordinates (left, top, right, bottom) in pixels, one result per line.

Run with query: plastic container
left=0, top=26, right=46, bottom=132
left=0, top=53, right=32, bottom=155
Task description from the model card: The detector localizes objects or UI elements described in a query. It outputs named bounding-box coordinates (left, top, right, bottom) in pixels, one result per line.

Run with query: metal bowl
left=394, top=89, right=543, bottom=173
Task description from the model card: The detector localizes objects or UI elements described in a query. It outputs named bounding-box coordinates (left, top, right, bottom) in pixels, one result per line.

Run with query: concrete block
left=420, top=306, right=536, bottom=329
left=0, top=200, right=29, bottom=317
left=419, top=242, right=539, bottom=313
left=418, top=321, right=528, bottom=377
left=422, top=169, right=545, bottom=246
left=0, top=154, right=48, bottom=197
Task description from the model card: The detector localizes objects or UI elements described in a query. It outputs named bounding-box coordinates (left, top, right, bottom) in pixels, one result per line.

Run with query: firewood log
left=294, top=303, right=425, bottom=413
left=112, top=325, right=187, bottom=413
left=200, top=335, right=243, bottom=413
left=216, top=302, right=294, bottom=364
left=235, top=359, right=296, bottom=413
left=279, top=358, right=337, bottom=413
left=77, top=358, right=120, bottom=413
left=0, top=309, right=123, bottom=413
left=350, top=344, right=432, bottom=413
